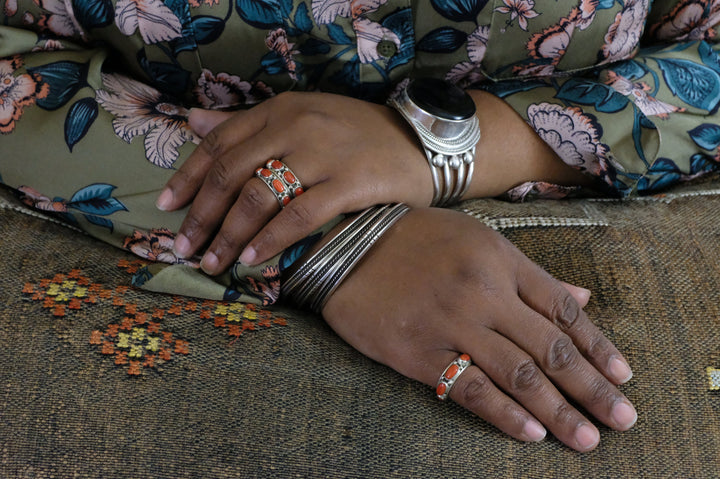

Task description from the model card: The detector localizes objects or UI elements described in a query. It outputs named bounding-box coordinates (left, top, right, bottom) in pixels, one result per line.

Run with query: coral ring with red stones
left=436, top=353, right=472, bottom=401
left=254, top=159, right=304, bottom=208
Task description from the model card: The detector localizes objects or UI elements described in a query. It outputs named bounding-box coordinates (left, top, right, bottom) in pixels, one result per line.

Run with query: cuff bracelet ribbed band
left=282, top=204, right=410, bottom=313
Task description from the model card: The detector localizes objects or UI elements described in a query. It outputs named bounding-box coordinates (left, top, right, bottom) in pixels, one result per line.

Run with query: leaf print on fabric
left=189, top=0, right=219, bottom=6
left=26, top=61, right=88, bottom=111
left=236, top=0, right=291, bottom=28
left=430, top=0, right=488, bottom=23
left=114, top=0, right=183, bottom=44
left=647, top=0, right=720, bottom=42
left=71, top=0, right=114, bottom=30
left=600, top=0, right=649, bottom=64
left=123, top=228, right=200, bottom=266
left=96, top=73, right=199, bottom=168
left=312, top=0, right=351, bottom=24
left=655, top=57, right=720, bottom=112
left=0, top=56, right=50, bottom=134
left=445, top=25, right=488, bottom=86
left=64, top=97, right=99, bottom=150
left=417, top=27, right=467, bottom=54
left=555, top=78, right=629, bottom=113
left=38, top=0, right=86, bottom=39
left=688, top=123, right=720, bottom=151
left=245, top=266, right=281, bottom=306
left=194, top=69, right=274, bottom=109
left=603, top=71, right=686, bottom=119
left=527, top=102, right=612, bottom=182
left=494, top=0, right=539, bottom=32
left=17, top=184, right=127, bottom=231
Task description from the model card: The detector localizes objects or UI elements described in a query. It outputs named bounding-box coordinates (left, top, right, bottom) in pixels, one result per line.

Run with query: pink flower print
left=123, top=228, right=200, bottom=266
left=494, top=0, right=539, bottom=31
left=353, top=17, right=400, bottom=63
left=312, top=0, right=387, bottom=24
left=4, top=0, right=17, bottom=16
left=246, top=265, right=281, bottom=306
left=648, top=0, right=720, bottom=42
left=37, top=0, right=85, bottom=39
left=114, top=0, right=183, bottom=44
left=265, top=28, right=299, bottom=81
left=570, top=0, right=599, bottom=31
left=445, top=62, right=486, bottom=88
left=32, top=39, right=65, bottom=52
left=17, top=186, right=69, bottom=212
left=603, top=71, right=686, bottom=119
left=527, top=102, right=611, bottom=180
left=600, top=0, right=649, bottom=63
left=96, top=73, right=199, bottom=169
left=504, top=181, right=575, bottom=201
left=467, top=25, right=490, bottom=64
left=527, top=16, right=575, bottom=61
left=193, top=69, right=274, bottom=109
left=0, top=56, right=49, bottom=134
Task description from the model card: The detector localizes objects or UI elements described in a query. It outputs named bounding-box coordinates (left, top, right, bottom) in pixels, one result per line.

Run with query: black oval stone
left=406, top=78, right=475, bottom=121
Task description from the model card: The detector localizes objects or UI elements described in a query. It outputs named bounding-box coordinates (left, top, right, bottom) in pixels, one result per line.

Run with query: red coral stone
left=436, top=383, right=447, bottom=396
left=272, top=179, right=285, bottom=193
left=445, top=364, right=459, bottom=380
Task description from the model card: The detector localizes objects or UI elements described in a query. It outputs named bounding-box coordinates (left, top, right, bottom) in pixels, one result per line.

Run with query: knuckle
left=239, top=182, right=270, bottom=212
left=550, top=293, right=581, bottom=330
left=510, top=359, right=541, bottom=393
left=547, top=334, right=579, bottom=372
left=552, top=401, right=575, bottom=426
left=587, top=378, right=614, bottom=406
left=586, top=334, right=610, bottom=363
left=458, top=374, right=491, bottom=408
left=213, top=228, right=239, bottom=253
left=199, top=128, right=225, bottom=158
left=206, top=158, right=233, bottom=192
left=281, top=201, right=314, bottom=230
left=181, top=213, right=204, bottom=238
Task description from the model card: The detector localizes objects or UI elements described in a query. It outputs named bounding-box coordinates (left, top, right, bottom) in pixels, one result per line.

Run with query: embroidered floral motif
left=22, top=263, right=286, bottom=375
left=194, top=69, right=274, bottom=109
left=96, top=73, right=199, bottom=168
left=0, top=56, right=49, bottom=134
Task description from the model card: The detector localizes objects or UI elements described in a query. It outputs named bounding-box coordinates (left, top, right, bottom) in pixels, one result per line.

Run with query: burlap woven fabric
left=1, top=183, right=720, bottom=478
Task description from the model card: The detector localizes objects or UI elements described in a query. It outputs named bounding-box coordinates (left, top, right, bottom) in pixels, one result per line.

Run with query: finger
left=238, top=180, right=352, bottom=265
left=188, top=108, right=234, bottom=137
left=157, top=108, right=262, bottom=212
left=199, top=177, right=280, bottom=275
left=425, top=349, right=548, bottom=444
left=493, top=298, right=637, bottom=437
left=173, top=132, right=280, bottom=259
left=559, top=281, right=591, bottom=308
left=518, top=264, right=633, bottom=385
left=453, top=327, right=607, bottom=451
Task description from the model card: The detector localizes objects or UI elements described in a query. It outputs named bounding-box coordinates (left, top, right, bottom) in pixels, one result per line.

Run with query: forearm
left=464, top=90, right=594, bottom=199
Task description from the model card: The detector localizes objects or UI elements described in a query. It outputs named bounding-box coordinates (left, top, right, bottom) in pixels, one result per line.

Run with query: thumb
left=188, top=108, right=234, bottom=137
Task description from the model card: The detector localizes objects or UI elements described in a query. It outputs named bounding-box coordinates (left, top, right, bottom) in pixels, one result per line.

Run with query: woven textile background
left=1, top=184, right=720, bottom=478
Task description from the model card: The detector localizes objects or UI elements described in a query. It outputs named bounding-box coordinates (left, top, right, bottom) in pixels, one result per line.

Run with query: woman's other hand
left=322, top=208, right=636, bottom=452
left=156, top=92, right=432, bottom=275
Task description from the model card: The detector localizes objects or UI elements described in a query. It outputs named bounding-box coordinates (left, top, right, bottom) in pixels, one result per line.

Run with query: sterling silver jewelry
left=254, top=159, right=304, bottom=208
left=388, top=78, right=481, bottom=207
left=436, top=353, right=472, bottom=401
left=282, top=204, right=410, bottom=313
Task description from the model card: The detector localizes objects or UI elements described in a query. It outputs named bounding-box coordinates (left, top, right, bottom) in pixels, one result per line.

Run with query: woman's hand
left=156, top=91, right=432, bottom=275
left=322, top=208, right=636, bottom=452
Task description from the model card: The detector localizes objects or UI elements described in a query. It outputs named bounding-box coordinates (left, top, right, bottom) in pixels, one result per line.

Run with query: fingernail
left=610, top=356, right=633, bottom=384
left=611, top=401, right=637, bottom=430
left=156, top=188, right=173, bottom=211
left=522, top=420, right=546, bottom=442
left=200, top=251, right=219, bottom=275
left=574, top=424, right=599, bottom=451
left=239, top=246, right=256, bottom=266
left=173, top=234, right=191, bottom=259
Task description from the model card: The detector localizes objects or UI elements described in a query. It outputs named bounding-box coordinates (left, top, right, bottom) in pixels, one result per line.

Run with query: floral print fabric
left=2, top=0, right=720, bottom=303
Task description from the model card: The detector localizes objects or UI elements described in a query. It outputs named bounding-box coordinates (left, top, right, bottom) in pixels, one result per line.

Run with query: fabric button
left=377, top=40, right=397, bottom=58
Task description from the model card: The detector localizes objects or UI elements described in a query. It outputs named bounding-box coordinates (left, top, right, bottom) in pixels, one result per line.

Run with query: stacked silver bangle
left=282, top=204, right=410, bottom=313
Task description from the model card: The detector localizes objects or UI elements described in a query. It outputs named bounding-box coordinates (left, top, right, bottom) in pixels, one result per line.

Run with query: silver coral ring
left=436, top=353, right=472, bottom=401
